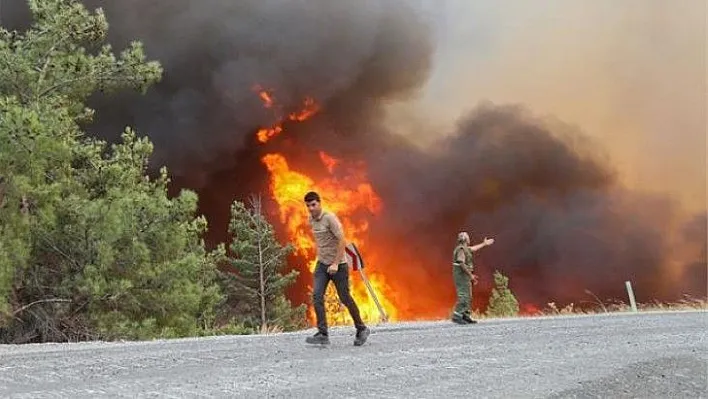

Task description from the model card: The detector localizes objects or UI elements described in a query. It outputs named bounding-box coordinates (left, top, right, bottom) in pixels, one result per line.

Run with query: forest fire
left=14, top=0, right=697, bottom=326
left=255, top=87, right=400, bottom=325
left=245, top=59, right=706, bottom=326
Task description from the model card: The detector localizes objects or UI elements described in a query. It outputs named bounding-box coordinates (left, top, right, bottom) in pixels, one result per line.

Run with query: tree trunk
left=252, top=194, right=267, bottom=331
left=258, top=237, right=266, bottom=330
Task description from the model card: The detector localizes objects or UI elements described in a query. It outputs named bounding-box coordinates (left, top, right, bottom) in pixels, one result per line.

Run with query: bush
left=486, top=270, right=520, bottom=318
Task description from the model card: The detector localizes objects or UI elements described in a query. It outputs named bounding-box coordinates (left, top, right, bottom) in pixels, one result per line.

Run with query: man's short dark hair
left=304, top=191, right=320, bottom=203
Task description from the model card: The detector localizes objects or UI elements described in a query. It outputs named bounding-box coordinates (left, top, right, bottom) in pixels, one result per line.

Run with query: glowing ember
left=252, top=84, right=274, bottom=108
left=288, top=97, right=319, bottom=122
left=259, top=92, right=274, bottom=108
left=257, top=125, right=283, bottom=145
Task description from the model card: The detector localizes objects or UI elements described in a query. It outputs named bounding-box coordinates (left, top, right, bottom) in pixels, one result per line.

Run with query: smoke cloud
left=1, top=0, right=434, bottom=183
left=387, top=0, right=706, bottom=212
left=363, top=103, right=705, bottom=308
left=84, top=0, right=434, bottom=184
left=1, top=0, right=705, bottom=310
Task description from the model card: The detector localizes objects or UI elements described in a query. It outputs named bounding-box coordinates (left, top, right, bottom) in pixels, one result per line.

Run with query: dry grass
left=258, top=324, right=285, bottom=335
left=635, top=295, right=708, bottom=312
left=471, top=294, right=707, bottom=320
left=295, top=295, right=707, bottom=328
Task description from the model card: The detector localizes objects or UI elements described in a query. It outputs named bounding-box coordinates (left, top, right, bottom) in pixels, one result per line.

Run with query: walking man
left=303, top=191, right=370, bottom=346
left=452, top=231, right=494, bottom=324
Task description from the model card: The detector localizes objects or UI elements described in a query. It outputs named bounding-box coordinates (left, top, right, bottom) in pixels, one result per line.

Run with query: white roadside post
left=625, top=281, right=638, bottom=312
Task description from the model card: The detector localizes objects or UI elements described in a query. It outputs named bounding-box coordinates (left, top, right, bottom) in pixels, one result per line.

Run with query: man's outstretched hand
left=484, top=237, right=495, bottom=246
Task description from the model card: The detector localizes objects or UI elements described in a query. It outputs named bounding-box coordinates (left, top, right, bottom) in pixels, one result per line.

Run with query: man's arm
left=469, top=237, right=494, bottom=252
left=328, top=213, right=347, bottom=267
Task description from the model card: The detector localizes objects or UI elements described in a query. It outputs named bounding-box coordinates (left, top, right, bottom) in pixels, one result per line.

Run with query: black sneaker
left=306, top=331, right=330, bottom=345
left=353, top=327, right=370, bottom=346
left=452, top=314, right=468, bottom=325
left=462, top=314, right=478, bottom=324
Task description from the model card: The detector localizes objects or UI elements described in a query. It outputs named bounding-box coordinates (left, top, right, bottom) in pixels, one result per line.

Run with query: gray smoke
left=359, top=103, right=705, bottom=307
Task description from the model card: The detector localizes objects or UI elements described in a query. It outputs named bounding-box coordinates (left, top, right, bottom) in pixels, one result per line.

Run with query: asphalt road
left=0, top=311, right=706, bottom=398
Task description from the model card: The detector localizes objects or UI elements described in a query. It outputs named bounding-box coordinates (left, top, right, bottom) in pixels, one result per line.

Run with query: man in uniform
left=452, top=231, right=494, bottom=324
left=303, top=191, right=370, bottom=346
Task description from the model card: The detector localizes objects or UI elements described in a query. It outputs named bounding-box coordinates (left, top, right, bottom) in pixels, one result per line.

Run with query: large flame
left=254, top=86, right=397, bottom=325
left=261, top=152, right=398, bottom=324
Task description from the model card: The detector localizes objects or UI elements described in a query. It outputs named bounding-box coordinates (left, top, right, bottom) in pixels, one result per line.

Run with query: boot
left=353, top=326, right=370, bottom=346
left=305, top=331, right=330, bottom=345
left=452, top=313, right=468, bottom=325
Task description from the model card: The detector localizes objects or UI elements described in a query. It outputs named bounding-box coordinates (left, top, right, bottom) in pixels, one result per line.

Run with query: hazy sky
left=388, top=0, right=706, bottom=213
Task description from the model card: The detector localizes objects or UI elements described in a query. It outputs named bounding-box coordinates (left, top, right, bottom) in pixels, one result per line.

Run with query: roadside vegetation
left=0, top=0, right=304, bottom=344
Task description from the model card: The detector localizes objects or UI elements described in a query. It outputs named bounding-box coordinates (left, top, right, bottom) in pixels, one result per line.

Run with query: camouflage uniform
left=452, top=243, right=474, bottom=323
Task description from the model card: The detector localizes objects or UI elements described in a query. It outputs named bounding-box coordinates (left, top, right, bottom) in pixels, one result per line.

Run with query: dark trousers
left=312, top=261, right=366, bottom=334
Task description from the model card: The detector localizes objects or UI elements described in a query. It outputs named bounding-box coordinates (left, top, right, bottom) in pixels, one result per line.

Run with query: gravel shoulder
left=0, top=310, right=705, bottom=398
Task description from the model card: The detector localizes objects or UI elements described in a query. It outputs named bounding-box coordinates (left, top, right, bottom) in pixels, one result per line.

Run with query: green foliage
left=0, top=0, right=225, bottom=343
left=486, top=271, right=520, bottom=318
left=221, top=195, right=306, bottom=332
left=0, top=0, right=161, bottom=112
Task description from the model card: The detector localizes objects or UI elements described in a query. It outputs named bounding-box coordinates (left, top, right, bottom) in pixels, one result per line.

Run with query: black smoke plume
left=2, top=0, right=433, bottom=180
left=355, top=102, right=705, bottom=309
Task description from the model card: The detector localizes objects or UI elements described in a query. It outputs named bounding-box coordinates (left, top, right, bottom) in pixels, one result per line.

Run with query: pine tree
left=223, top=195, right=305, bottom=332
left=486, top=270, right=520, bottom=318
left=0, top=0, right=224, bottom=342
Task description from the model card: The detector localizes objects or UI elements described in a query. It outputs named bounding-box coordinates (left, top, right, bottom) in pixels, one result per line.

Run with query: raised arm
left=469, top=237, right=494, bottom=252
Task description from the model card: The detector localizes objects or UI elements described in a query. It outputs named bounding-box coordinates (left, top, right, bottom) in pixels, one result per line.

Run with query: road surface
left=0, top=311, right=706, bottom=398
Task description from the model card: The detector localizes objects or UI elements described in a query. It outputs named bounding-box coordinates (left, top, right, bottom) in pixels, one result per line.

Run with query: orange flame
left=259, top=92, right=274, bottom=108
left=289, top=97, right=319, bottom=122
left=253, top=86, right=320, bottom=143
left=254, top=85, right=397, bottom=325
left=261, top=152, right=397, bottom=324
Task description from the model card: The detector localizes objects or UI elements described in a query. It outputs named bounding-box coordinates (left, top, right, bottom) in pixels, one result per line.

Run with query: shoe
left=462, top=314, right=478, bottom=324
left=306, top=331, right=330, bottom=345
left=353, top=327, right=370, bottom=346
left=452, top=313, right=468, bottom=325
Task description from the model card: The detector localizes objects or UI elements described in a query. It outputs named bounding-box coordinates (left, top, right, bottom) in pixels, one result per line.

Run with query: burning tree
left=223, top=195, right=306, bottom=332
